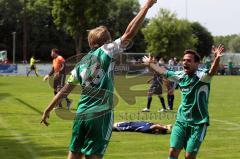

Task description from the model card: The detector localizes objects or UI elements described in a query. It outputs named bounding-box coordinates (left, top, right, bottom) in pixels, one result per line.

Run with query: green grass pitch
left=0, top=75, right=239, bottom=159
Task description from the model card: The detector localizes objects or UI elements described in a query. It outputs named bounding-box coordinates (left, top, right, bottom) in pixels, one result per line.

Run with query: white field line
left=0, top=116, right=39, bottom=158
left=106, top=150, right=161, bottom=157
left=212, top=119, right=240, bottom=130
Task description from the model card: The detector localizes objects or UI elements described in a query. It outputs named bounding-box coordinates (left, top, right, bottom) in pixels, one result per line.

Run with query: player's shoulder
left=169, top=69, right=185, bottom=76
left=91, top=47, right=105, bottom=55
left=175, top=71, right=186, bottom=79
left=175, top=70, right=185, bottom=75
left=101, top=38, right=120, bottom=50
left=57, top=55, right=65, bottom=61
left=197, top=68, right=209, bottom=73
left=100, top=38, right=125, bottom=58
left=196, top=68, right=209, bottom=77
left=74, top=52, right=98, bottom=69
left=164, top=69, right=185, bottom=80
left=196, top=68, right=212, bottom=83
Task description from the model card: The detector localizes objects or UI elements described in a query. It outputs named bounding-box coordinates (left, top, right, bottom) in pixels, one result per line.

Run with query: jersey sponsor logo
left=179, top=79, right=196, bottom=93
left=180, top=84, right=193, bottom=92
left=181, top=87, right=190, bottom=92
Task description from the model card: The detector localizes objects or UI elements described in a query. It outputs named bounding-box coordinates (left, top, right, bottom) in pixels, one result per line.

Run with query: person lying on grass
left=113, top=121, right=172, bottom=134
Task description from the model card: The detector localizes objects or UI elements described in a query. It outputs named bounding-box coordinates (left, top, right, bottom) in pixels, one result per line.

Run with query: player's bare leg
left=169, top=148, right=181, bottom=159
left=85, top=155, right=102, bottom=159
left=158, top=94, right=167, bottom=112
left=27, top=69, right=32, bottom=76
left=185, top=152, right=196, bottom=159
left=34, top=68, right=39, bottom=77
left=67, top=151, right=84, bottom=159
left=142, top=92, right=153, bottom=112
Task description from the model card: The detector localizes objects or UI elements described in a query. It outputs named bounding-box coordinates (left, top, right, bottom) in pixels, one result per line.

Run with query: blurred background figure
left=27, top=55, right=40, bottom=77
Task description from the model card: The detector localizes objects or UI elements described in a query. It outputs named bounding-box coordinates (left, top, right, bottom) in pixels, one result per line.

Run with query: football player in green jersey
left=142, top=45, right=224, bottom=159
left=41, top=0, right=157, bottom=159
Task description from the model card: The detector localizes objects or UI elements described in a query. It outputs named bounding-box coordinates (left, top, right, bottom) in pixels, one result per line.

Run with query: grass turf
left=0, top=75, right=239, bottom=159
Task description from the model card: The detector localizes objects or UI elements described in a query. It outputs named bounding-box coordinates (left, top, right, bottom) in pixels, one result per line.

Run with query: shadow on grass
left=0, top=93, right=11, bottom=100
left=0, top=136, right=67, bottom=158
left=15, top=98, right=42, bottom=115
left=15, top=98, right=76, bottom=120
left=0, top=82, right=11, bottom=86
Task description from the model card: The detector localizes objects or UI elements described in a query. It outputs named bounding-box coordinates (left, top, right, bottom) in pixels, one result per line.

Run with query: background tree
left=0, top=0, right=76, bottom=61
left=190, top=22, right=213, bottom=57
left=228, top=35, right=240, bottom=52
left=108, top=0, right=147, bottom=52
left=27, top=0, right=74, bottom=60
left=0, top=0, right=147, bottom=61
left=214, top=34, right=238, bottom=52
left=142, top=9, right=197, bottom=58
left=4, top=0, right=237, bottom=62
left=52, top=0, right=113, bottom=54
left=0, top=0, right=22, bottom=61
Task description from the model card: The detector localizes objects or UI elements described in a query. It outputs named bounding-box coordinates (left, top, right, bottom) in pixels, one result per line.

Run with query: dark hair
left=51, top=48, right=59, bottom=54
left=184, top=49, right=200, bottom=62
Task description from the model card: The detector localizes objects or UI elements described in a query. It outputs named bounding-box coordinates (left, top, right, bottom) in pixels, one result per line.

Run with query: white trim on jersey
left=166, top=70, right=185, bottom=83
left=101, top=38, right=125, bottom=59
left=196, top=85, right=209, bottom=120
left=71, top=69, right=78, bottom=80
left=197, top=70, right=212, bottom=83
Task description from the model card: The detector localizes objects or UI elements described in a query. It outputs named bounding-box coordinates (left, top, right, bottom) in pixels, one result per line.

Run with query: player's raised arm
left=40, top=84, right=75, bottom=126
left=121, top=0, right=157, bottom=43
left=142, top=55, right=167, bottom=75
left=208, top=44, right=225, bottom=76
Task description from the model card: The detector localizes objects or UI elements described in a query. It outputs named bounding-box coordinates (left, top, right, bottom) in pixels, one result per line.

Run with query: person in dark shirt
left=142, top=56, right=167, bottom=112
left=113, top=121, right=172, bottom=134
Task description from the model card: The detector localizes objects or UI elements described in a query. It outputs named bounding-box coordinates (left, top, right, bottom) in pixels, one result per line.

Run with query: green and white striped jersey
left=165, top=69, right=212, bottom=125
left=67, top=38, right=124, bottom=114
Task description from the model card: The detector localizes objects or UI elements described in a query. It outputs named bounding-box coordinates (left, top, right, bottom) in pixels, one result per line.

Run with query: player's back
left=69, top=39, right=124, bottom=117
left=76, top=48, right=114, bottom=113
left=53, top=55, right=65, bottom=73
left=130, top=121, right=153, bottom=133
left=115, top=121, right=153, bottom=133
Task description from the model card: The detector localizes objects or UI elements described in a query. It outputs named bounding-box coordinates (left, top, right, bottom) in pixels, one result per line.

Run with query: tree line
left=0, top=0, right=239, bottom=62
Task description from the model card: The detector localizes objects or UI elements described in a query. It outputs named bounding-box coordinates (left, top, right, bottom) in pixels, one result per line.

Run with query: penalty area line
left=212, top=119, right=240, bottom=130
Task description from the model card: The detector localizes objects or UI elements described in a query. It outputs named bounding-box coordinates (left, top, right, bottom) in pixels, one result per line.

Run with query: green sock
left=168, top=157, right=178, bottom=159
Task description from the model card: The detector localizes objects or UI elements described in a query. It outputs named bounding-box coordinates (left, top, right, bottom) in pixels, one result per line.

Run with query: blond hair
left=88, top=26, right=111, bottom=49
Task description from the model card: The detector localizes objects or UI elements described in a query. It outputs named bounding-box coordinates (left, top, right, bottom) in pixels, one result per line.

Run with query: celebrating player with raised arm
left=41, top=0, right=157, bottom=159
left=142, top=45, right=224, bottom=159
